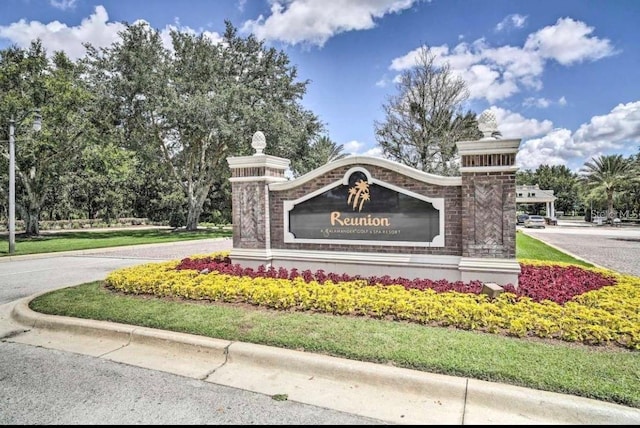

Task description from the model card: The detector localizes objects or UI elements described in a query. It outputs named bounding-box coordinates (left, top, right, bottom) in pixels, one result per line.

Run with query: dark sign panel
left=288, top=171, right=440, bottom=243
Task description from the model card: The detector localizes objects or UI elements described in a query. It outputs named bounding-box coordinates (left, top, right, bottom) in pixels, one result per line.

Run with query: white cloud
left=482, top=44, right=544, bottom=88
left=0, top=6, right=124, bottom=59
left=524, top=17, right=617, bottom=65
left=572, top=101, right=640, bottom=149
left=344, top=140, right=365, bottom=154
left=487, top=106, right=553, bottom=139
left=241, top=0, right=418, bottom=47
left=522, top=96, right=569, bottom=109
left=459, top=63, right=520, bottom=103
left=157, top=19, right=223, bottom=52
left=375, top=78, right=388, bottom=88
left=515, top=101, right=640, bottom=171
left=523, top=97, right=551, bottom=108
left=389, top=44, right=452, bottom=71
left=516, top=128, right=575, bottom=170
left=50, top=0, right=77, bottom=10
left=495, top=14, right=527, bottom=32
left=363, top=146, right=384, bottom=157
left=0, top=6, right=222, bottom=59
left=343, top=140, right=385, bottom=158
left=386, top=17, right=616, bottom=104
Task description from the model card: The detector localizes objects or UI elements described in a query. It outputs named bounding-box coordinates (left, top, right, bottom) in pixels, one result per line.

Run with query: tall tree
left=534, top=164, right=580, bottom=214
left=62, top=142, right=138, bottom=221
left=374, top=46, right=481, bottom=176
left=580, top=154, right=633, bottom=221
left=83, top=21, right=322, bottom=230
left=515, top=169, right=537, bottom=185
left=0, top=41, right=90, bottom=235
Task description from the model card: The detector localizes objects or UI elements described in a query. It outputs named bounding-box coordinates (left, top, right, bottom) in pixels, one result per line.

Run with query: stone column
left=456, top=112, right=522, bottom=287
left=227, top=131, right=290, bottom=268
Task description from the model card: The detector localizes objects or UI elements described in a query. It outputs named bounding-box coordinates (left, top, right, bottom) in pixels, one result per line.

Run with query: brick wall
left=461, top=172, right=516, bottom=258
left=231, top=181, right=267, bottom=249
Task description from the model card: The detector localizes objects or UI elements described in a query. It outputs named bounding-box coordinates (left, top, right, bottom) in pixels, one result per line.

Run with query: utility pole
left=8, top=118, right=16, bottom=254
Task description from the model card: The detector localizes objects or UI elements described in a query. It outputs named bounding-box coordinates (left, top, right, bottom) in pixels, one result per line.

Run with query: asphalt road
left=0, top=238, right=384, bottom=425
left=0, top=238, right=234, bottom=305
left=518, top=223, right=640, bottom=277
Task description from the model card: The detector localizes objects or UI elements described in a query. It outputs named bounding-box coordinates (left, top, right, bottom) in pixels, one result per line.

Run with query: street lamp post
left=7, top=110, right=41, bottom=255
left=8, top=118, right=16, bottom=254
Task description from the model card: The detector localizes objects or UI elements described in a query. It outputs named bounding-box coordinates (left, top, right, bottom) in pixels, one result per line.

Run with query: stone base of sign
left=229, top=249, right=521, bottom=285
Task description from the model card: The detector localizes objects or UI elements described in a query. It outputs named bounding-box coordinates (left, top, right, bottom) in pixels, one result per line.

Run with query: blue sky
left=1, top=0, right=639, bottom=172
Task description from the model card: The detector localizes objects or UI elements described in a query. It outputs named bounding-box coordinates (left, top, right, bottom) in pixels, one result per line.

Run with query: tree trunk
left=607, top=190, right=614, bottom=220
left=185, top=184, right=212, bottom=230
left=17, top=192, right=42, bottom=236
left=17, top=170, right=44, bottom=236
left=24, top=205, right=40, bottom=236
left=185, top=200, right=201, bottom=231
left=25, top=212, right=40, bottom=236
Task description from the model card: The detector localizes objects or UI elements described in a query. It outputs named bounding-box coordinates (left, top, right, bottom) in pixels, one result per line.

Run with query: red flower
left=175, top=258, right=616, bottom=305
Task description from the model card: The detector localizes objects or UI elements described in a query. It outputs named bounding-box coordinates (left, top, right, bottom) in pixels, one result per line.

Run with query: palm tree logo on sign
left=347, top=179, right=370, bottom=212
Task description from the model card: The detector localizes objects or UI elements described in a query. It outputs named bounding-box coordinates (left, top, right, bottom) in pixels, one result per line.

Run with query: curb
left=9, top=296, right=640, bottom=425
left=226, top=339, right=465, bottom=397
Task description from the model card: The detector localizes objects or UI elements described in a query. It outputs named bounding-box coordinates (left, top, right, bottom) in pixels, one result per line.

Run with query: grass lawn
left=27, top=228, right=640, bottom=409
left=0, top=228, right=232, bottom=257
left=516, top=230, right=593, bottom=266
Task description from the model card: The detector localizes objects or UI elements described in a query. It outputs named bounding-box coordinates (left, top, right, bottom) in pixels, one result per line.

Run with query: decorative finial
left=477, top=110, right=498, bottom=140
left=251, top=131, right=266, bottom=155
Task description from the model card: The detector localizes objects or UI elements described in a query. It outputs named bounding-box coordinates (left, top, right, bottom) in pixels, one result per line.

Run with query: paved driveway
left=0, top=238, right=233, bottom=305
left=519, top=223, right=640, bottom=277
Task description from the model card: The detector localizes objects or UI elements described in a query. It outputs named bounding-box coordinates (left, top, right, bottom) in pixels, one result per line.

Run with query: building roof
left=516, top=185, right=557, bottom=203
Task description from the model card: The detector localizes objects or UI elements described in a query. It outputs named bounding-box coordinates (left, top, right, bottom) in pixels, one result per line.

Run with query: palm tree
left=290, top=135, right=349, bottom=177
left=313, top=135, right=348, bottom=164
left=580, top=154, right=633, bottom=221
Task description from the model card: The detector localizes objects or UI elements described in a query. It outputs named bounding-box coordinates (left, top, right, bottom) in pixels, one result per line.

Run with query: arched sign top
left=270, top=155, right=462, bottom=191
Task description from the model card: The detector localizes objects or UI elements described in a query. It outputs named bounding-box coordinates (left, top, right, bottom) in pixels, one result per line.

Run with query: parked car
left=517, top=214, right=529, bottom=225
left=524, top=215, right=546, bottom=228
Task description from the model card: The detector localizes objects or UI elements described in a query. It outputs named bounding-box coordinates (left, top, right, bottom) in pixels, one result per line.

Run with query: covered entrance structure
left=516, top=185, right=556, bottom=218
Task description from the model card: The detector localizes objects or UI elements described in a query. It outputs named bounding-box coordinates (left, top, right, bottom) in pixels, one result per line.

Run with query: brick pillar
left=456, top=136, right=522, bottom=287
left=227, top=131, right=290, bottom=268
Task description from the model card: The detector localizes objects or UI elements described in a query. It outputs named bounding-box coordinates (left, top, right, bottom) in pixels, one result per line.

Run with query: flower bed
left=104, top=252, right=640, bottom=349
left=175, top=254, right=617, bottom=305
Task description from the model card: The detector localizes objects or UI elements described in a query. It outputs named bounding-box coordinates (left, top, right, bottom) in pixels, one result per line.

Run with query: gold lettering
left=330, top=211, right=343, bottom=226
left=330, top=211, right=391, bottom=227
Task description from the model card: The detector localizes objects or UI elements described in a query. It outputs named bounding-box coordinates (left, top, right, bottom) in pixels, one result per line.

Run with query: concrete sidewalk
left=3, top=294, right=639, bottom=425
